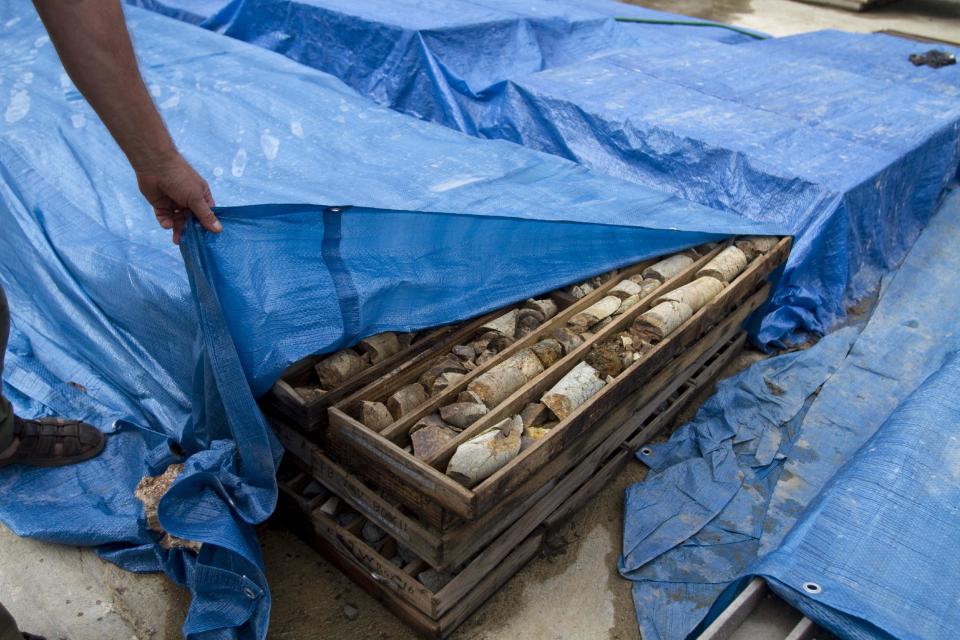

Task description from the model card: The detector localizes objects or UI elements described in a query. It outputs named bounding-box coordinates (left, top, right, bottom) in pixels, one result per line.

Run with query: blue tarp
left=129, top=0, right=761, bottom=122
left=620, top=327, right=859, bottom=640
left=132, top=0, right=960, bottom=347
left=0, top=6, right=769, bottom=639
left=4, top=3, right=959, bottom=638
left=619, top=187, right=960, bottom=639
left=752, top=352, right=960, bottom=640
left=130, top=0, right=761, bottom=139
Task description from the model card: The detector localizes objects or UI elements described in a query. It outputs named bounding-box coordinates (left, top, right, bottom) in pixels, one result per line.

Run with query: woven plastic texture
left=619, top=188, right=960, bottom=639
left=132, top=0, right=960, bottom=347
left=0, top=6, right=766, bottom=639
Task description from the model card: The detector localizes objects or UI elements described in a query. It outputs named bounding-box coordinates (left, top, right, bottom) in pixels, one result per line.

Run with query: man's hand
left=136, top=153, right=221, bottom=245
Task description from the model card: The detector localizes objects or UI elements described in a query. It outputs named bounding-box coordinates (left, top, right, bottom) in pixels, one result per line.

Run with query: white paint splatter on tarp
left=260, top=130, right=279, bottom=160
left=159, top=93, right=180, bottom=110
left=231, top=149, right=247, bottom=178
left=70, top=113, right=86, bottom=129
left=5, top=88, right=30, bottom=123
left=290, top=121, right=303, bottom=138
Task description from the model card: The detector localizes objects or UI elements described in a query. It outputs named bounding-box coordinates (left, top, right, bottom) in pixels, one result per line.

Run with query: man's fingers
left=203, top=184, right=215, bottom=207
left=188, top=194, right=222, bottom=234
left=156, top=212, right=174, bottom=230
left=138, top=158, right=220, bottom=238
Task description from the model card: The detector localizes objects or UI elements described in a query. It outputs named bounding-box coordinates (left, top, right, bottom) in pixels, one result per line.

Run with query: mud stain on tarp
left=619, top=0, right=754, bottom=25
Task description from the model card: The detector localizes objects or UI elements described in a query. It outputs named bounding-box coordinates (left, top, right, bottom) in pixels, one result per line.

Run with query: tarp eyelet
left=802, top=582, right=822, bottom=594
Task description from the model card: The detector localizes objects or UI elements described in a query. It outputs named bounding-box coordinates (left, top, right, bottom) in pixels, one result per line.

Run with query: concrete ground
left=0, top=524, right=189, bottom=640
left=0, top=2, right=955, bottom=639
left=626, top=0, right=960, bottom=41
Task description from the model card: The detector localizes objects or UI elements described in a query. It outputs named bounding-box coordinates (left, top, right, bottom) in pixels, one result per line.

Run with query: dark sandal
left=0, top=417, right=105, bottom=468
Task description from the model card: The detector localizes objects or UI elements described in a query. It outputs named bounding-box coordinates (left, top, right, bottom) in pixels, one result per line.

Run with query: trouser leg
left=0, top=599, right=21, bottom=640
left=0, top=285, right=13, bottom=451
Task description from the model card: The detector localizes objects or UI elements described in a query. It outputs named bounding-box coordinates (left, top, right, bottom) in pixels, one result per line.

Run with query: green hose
left=614, top=16, right=769, bottom=41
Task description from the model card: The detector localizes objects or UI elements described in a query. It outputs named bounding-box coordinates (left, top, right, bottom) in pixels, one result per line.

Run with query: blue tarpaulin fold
left=133, top=0, right=960, bottom=347
left=619, top=187, right=960, bottom=640
left=0, top=6, right=770, bottom=638
left=619, top=326, right=859, bottom=640
left=752, top=351, right=960, bottom=640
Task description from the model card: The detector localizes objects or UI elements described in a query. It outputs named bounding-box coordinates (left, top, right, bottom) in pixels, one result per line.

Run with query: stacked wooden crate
left=266, top=236, right=791, bottom=638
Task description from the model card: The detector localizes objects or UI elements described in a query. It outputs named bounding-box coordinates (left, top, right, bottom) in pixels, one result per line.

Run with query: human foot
left=0, top=417, right=104, bottom=468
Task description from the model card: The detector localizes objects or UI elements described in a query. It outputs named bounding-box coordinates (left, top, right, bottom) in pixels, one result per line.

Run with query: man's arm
left=33, top=0, right=221, bottom=244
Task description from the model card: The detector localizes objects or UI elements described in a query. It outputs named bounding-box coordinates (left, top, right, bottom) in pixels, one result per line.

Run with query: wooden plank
left=276, top=474, right=546, bottom=639
left=624, top=338, right=744, bottom=453
left=298, top=497, right=438, bottom=615
left=432, top=534, right=543, bottom=638
left=275, top=492, right=444, bottom=638
left=270, top=377, right=328, bottom=430
left=546, top=335, right=746, bottom=531
left=795, top=0, right=882, bottom=10
left=327, top=409, right=477, bottom=518
left=784, top=617, right=819, bottom=640
left=546, top=447, right=632, bottom=532
left=876, top=29, right=960, bottom=47
left=324, top=435, right=447, bottom=530
left=272, top=419, right=445, bottom=565
left=696, top=577, right=768, bottom=640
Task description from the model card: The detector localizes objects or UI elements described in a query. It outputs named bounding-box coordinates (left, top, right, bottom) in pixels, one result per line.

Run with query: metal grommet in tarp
left=640, top=447, right=653, bottom=456
left=802, top=582, right=822, bottom=595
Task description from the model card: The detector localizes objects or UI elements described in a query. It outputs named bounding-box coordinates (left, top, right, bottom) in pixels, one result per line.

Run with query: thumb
left=188, top=194, right=223, bottom=234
